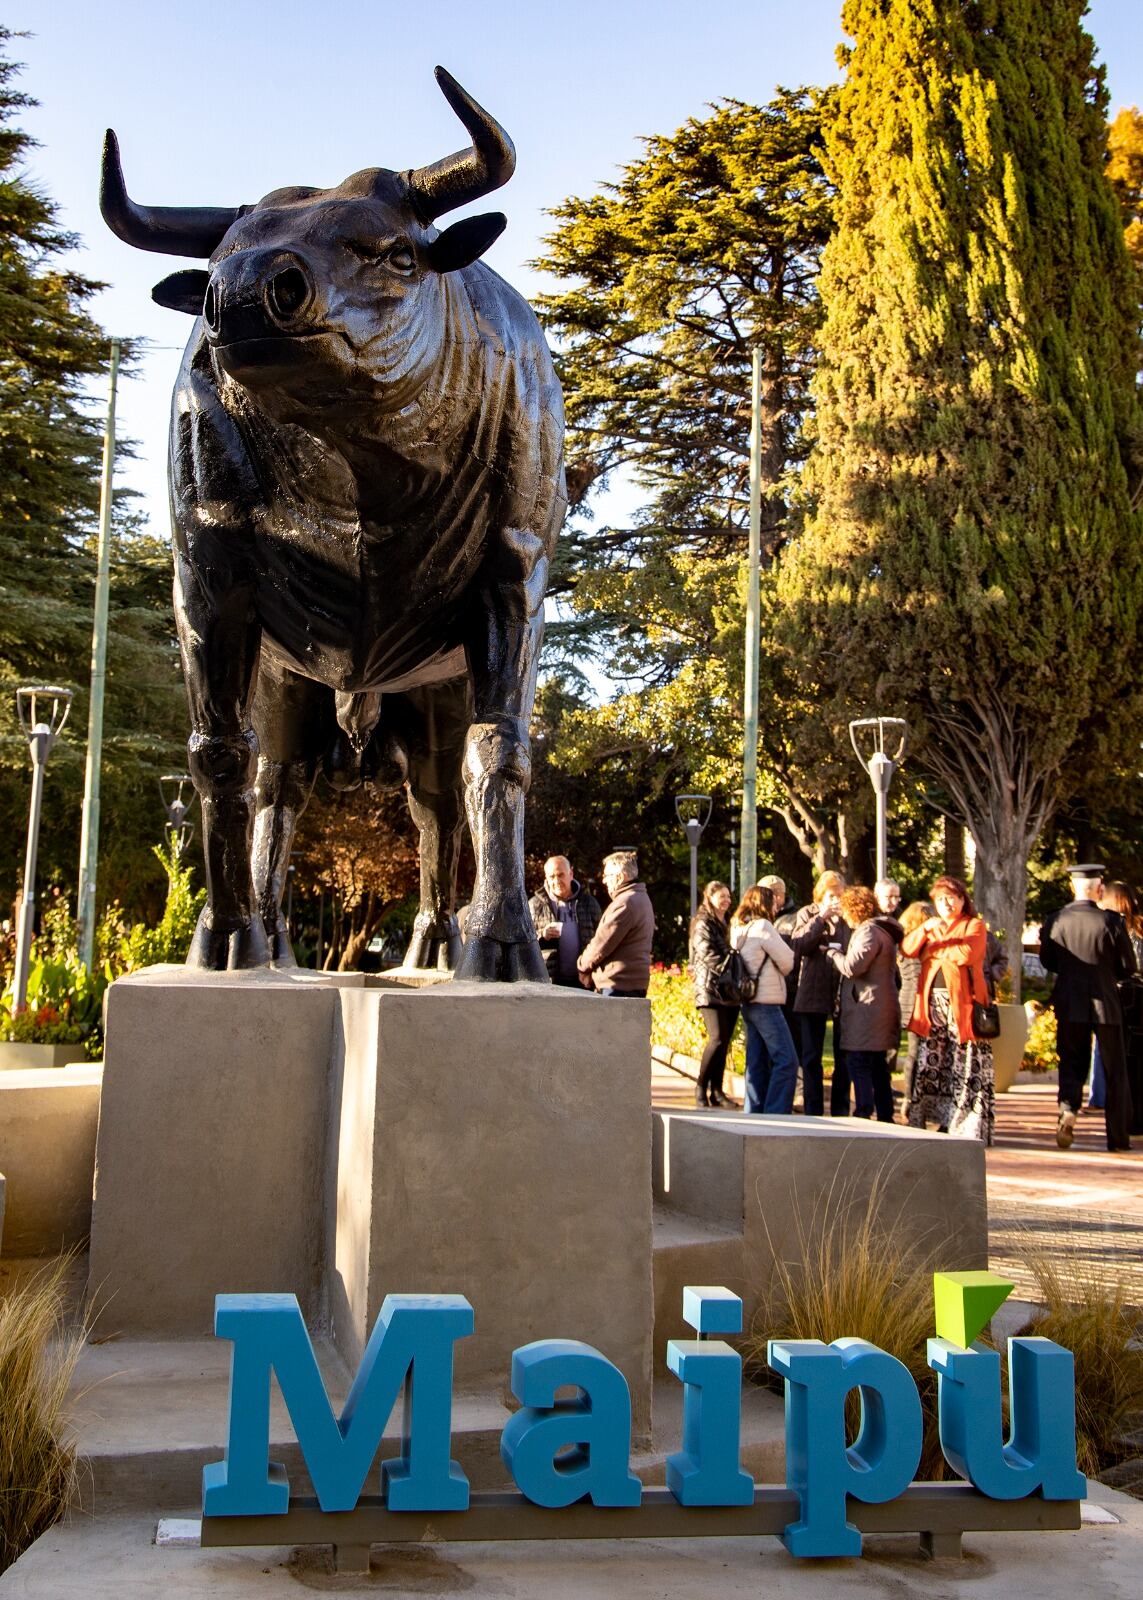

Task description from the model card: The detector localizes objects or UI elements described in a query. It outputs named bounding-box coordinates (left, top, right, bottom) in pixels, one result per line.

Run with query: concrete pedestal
left=652, top=1111, right=988, bottom=1351
left=88, top=971, right=653, bottom=1434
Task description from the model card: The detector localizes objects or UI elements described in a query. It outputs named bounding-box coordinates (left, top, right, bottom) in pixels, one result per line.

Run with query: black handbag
left=967, top=966, right=1001, bottom=1040
left=716, top=949, right=758, bottom=1006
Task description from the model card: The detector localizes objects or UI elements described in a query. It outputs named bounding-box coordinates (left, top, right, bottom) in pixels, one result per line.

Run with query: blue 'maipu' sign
left=201, top=1282, right=1085, bottom=1559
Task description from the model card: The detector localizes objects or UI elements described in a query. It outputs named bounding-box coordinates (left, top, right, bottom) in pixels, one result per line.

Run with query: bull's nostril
left=203, top=282, right=219, bottom=330
left=268, top=266, right=309, bottom=322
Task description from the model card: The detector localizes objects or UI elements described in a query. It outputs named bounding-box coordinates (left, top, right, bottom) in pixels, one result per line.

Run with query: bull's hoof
left=406, top=914, right=461, bottom=972
left=267, top=925, right=297, bottom=967
left=187, top=909, right=273, bottom=971
left=454, top=936, right=550, bottom=984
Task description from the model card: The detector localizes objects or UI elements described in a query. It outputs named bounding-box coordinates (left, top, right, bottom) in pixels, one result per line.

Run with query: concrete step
left=652, top=1202, right=744, bottom=1378
left=67, top=1332, right=784, bottom=1514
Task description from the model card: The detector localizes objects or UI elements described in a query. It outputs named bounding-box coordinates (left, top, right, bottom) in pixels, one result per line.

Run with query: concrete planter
left=992, top=1002, right=1029, bottom=1094
left=0, top=1063, right=102, bottom=1253
left=0, top=1040, right=88, bottom=1070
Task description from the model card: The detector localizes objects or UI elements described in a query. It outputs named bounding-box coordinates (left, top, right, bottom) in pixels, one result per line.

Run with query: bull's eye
left=388, top=245, right=416, bottom=274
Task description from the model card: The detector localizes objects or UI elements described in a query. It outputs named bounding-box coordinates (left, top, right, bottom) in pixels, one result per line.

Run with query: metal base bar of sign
left=199, top=1484, right=1081, bottom=1566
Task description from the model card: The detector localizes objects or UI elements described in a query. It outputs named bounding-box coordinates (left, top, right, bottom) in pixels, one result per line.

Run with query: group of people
left=688, top=870, right=1009, bottom=1146
left=527, top=852, right=655, bottom=997
left=523, top=849, right=1141, bottom=1155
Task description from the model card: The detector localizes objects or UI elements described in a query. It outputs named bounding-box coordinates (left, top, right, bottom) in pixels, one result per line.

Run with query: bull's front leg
left=454, top=533, right=550, bottom=984
left=177, top=548, right=272, bottom=971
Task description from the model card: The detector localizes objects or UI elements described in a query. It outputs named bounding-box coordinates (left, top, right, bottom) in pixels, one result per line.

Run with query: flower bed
left=649, top=963, right=745, bottom=1076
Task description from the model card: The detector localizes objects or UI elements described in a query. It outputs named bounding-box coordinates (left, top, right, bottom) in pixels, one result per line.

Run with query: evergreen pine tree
left=0, top=30, right=186, bottom=922
left=533, top=93, right=875, bottom=869
left=781, top=0, right=1143, bottom=986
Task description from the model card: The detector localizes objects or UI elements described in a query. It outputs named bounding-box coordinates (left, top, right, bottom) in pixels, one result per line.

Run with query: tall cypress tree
left=781, top=0, right=1143, bottom=985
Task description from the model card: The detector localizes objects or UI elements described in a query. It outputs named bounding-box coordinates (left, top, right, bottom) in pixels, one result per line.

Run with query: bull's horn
left=101, top=131, right=242, bottom=258
left=405, top=67, right=516, bottom=223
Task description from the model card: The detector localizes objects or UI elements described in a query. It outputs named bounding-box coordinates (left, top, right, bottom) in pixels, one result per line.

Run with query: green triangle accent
left=933, top=1271, right=1015, bottom=1348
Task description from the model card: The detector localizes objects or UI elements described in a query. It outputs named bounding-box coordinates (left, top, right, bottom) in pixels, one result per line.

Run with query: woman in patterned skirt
left=901, top=876, right=995, bottom=1143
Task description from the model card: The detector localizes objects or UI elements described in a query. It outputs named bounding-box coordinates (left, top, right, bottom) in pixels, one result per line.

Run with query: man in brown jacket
left=576, top=852, right=656, bottom=997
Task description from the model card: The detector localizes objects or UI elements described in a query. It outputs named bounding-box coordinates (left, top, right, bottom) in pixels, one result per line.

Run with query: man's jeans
left=600, top=986, right=647, bottom=998
left=742, top=1003, right=800, bottom=1114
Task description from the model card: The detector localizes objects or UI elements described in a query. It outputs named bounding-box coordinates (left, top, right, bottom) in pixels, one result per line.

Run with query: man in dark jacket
left=1040, top=863, right=1137, bottom=1152
left=577, top=853, right=655, bottom=997
left=528, top=856, right=602, bottom=987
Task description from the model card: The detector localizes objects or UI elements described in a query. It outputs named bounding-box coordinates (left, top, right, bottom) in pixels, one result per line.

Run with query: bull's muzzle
left=204, top=250, right=316, bottom=345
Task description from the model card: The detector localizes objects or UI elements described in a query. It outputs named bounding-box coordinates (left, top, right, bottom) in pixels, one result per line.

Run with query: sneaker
left=1056, top=1107, right=1077, bottom=1150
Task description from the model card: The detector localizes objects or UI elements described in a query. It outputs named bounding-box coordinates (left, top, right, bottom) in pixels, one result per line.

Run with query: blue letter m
left=202, top=1291, right=474, bottom=1516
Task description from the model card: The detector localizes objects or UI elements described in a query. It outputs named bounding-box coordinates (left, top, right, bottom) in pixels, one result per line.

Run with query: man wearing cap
left=1040, top=864, right=1137, bottom=1152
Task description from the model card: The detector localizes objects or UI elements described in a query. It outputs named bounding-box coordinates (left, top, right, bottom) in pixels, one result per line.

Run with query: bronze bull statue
left=101, top=68, right=565, bottom=981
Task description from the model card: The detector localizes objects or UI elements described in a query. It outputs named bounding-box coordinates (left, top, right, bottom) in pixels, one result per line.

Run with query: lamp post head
left=848, top=716, right=908, bottom=778
left=159, top=773, right=197, bottom=830
left=674, top=793, right=713, bottom=836
left=16, top=685, right=73, bottom=762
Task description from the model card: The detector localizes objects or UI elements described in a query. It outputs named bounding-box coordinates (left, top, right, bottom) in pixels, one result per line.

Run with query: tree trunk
left=919, top=703, right=1059, bottom=1007
left=968, top=836, right=1028, bottom=1002
left=943, top=817, right=965, bottom=879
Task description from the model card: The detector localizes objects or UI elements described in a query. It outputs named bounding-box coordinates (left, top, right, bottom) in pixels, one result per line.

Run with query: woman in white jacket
left=731, top=884, right=798, bottom=1113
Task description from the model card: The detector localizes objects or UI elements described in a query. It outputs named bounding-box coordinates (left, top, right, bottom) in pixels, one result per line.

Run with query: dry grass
left=0, top=1257, right=86, bottom=1574
left=1014, top=1247, right=1143, bottom=1479
left=741, top=1162, right=954, bottom=1478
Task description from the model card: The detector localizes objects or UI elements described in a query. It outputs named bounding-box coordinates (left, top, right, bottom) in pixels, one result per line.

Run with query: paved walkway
left=651, top=1059, right=1143, bottom=1305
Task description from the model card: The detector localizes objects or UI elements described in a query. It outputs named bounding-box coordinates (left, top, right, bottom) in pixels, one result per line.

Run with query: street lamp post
left=848, top=717, right=908, bottom=884
left=674, top=794, right=713, bottom=918
left=76, top=337, right=123, bottom=970
left=159, top=773, right=197, bottom=860
left=740, top=347, right=763, bottom=890
left=13, top=686, right=73, bottom=1011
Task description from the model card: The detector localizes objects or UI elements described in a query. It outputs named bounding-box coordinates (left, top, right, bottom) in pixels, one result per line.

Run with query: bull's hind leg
left=391, top=680, right=468, bottom=972
left=251, top=665, right=332, bottom=965
left=176, top=548, right=272, bottom=971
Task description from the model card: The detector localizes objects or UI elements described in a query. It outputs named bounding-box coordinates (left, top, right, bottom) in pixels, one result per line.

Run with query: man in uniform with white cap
left=1040, top=863, right=1137, bottom=1152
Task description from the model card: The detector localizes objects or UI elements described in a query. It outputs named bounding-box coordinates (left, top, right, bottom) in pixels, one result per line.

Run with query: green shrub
left=1022, top=1003, right=1059, bottom=1072
left=104, top=835, right=205, bottom=972
left=649, top=963, right=745, bottom=1076
left=0, top=839, right=205, bottom=1059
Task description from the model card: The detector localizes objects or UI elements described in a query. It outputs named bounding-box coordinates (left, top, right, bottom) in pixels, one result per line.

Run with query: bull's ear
left=152, top=269, right=211, bottom=314
left=425, top=212, right=506, bottom=273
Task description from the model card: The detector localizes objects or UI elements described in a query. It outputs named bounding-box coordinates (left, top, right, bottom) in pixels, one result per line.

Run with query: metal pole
left=729, top=827, right=737, bottom=899
left=740, top=346, right=762, bottom=889
left=689, top=842, right=698, bottom=920
left=876, top=787, right=887, bottom=884
left=13, top=739, right=48, bottom=1011
left=77, top=338, right=122, bottom=968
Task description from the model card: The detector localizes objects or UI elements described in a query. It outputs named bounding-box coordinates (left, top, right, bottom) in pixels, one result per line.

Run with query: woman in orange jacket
left=901, top=875, right=995, bottom=1143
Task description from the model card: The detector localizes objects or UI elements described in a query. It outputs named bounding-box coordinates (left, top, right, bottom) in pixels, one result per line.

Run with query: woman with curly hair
left=826, top=885, right=903, bottom=1120
left=902, top=876, right=994, bottom=1142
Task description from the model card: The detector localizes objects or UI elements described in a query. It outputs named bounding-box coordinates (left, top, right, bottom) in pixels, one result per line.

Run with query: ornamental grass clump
left=0, top=1261, right=86, bottom=1573
left=741, top=1164, right=953, bottom=1479
left=1015, top=1249, right=1143, bottom=1480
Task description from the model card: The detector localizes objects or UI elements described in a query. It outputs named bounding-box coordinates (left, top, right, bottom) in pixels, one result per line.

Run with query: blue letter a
left=202, top=1291, right=473, bottom=1516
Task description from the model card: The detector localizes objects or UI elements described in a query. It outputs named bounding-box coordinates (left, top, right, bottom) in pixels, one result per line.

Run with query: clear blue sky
left=8, top=0, right=1143, bottom=542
